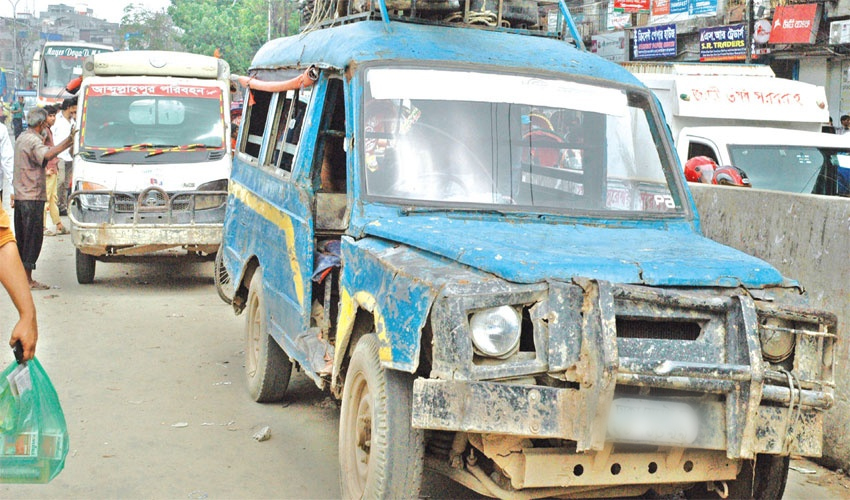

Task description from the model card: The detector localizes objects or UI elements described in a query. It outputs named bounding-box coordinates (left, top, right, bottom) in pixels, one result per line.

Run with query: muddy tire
left=686, top=454, right=789, bottom=500
left=213, top=248, right=232, bottom=304
left=245, top=269, right=292, bottom=402
left=339, top=334, right=423, bottom=499
left=75, top=249, right=96, bottom=284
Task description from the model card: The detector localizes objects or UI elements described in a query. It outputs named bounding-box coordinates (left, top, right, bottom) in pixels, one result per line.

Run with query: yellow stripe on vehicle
left=230, top=182, right=304, bottom=309
left=336, top=289, right=393, bottom=365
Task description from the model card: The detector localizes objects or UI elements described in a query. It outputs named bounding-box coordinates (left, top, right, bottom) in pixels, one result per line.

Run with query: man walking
left=52, top=97, right=76, bottom=213
left=12, top=108, right=72, bottom=290
left=11, top=95, right=24, bottom=139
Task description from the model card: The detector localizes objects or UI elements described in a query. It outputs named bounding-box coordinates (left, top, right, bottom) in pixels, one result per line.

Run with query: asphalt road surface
left=0, top=219, right=847, bottom=499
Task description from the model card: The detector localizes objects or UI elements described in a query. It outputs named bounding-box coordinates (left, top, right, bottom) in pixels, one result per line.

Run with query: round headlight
left=469, top=306, right=521, bottom=359
left=759, top=318, right=795, bottom=363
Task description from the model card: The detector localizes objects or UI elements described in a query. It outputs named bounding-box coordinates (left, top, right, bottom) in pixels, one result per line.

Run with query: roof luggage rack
left=301, top=0, right=586, bottom=50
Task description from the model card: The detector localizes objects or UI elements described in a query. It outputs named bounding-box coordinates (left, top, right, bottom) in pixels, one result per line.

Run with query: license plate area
left=607, top=398, right=699, bottom=446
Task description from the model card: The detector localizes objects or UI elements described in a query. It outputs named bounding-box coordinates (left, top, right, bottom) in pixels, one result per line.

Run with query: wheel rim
left=344, top=371, right=372, bottom=495
left=246, top=292, right=261, bottom=378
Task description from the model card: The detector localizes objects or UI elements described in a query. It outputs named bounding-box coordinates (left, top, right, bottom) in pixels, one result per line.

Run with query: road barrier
left=691, top=184, right=850, bottom=470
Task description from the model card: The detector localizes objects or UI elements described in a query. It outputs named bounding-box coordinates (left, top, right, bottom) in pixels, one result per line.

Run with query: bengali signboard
left=769, top=4, right=820, bottom=44
left=699, top=24, right=747, bottom=62
left=614, top=0, right=650, bottom=13
left=634, top=23, right=677, bottom=60
left=592, top=31, right=628, bottom=62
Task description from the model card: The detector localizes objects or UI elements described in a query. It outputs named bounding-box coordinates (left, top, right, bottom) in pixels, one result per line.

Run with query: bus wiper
left=145, top=144, right=209, bottom=157
left=123, top=143, right=153, bottom=149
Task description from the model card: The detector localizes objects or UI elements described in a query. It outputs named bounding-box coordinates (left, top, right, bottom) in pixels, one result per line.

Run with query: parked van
left=219, top=8, right=836, bottom=499
left=624, top=62, right=850, bottom=195
left=69, top=50, right=231, bottom=283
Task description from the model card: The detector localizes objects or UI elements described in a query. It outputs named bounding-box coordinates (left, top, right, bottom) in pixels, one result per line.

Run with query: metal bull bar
left=68, top=186, right=227, bottom=226
left=574, top=278, right=833, bottom=460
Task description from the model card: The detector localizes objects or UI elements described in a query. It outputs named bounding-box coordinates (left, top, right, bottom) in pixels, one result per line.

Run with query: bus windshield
left=39, top=44, right=113, bottom=101
left=81, top=84, right=226, bottom=151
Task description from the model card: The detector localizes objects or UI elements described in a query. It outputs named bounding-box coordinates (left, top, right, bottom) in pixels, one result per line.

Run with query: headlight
left=195, top=179, right=228, bottom=210
left=759, top=317, right=795, bottom=363
left=469, top=306, right=521, bottom=359
left=76, top=181, right=109, bottom=211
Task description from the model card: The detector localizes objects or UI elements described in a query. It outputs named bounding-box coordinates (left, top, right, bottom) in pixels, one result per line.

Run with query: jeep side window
left=273, top=89, right=310, bottom=172
left=314, top=78, right=347, bottom=193
left=240, top=89, right=272, bottom=161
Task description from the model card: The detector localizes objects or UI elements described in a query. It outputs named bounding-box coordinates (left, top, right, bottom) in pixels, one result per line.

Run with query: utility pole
left=7, top=0, right=22, bottom=88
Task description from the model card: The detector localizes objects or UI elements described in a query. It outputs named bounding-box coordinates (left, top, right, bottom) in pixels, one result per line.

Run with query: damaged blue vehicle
left=216, top=4, right=836, bottom=498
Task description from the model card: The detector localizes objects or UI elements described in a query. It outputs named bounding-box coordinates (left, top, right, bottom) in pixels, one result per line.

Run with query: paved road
left=0, top=221, right=847, bottom=498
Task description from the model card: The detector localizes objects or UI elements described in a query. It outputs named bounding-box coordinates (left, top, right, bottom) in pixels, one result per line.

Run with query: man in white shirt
left=0, top=123, right=12, bottom=204
left=51, top=97, right=77, bottom=213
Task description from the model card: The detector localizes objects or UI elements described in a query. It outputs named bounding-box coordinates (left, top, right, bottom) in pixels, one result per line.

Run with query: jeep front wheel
left=339, top=334, right=423, bottom=499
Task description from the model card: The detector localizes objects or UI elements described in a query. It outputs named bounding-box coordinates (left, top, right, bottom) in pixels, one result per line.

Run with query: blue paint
left=359, top=210, right=789, bottom=288
left=251, top=21, right=637, bottom=87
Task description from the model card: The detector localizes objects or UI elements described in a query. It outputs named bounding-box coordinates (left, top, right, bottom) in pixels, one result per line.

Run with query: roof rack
left=300, top=0, right=586, bottom=50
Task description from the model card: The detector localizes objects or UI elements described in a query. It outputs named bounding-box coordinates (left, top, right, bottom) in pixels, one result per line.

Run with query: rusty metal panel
left=574, top=279, right=619, bottom=452
left=547, top=280, right=584, bottom=373
left=754, top=406, right=823, bottom=456
left=519, top=447, right=738, bottom=489
left=412, top=378, right=581, bottom=439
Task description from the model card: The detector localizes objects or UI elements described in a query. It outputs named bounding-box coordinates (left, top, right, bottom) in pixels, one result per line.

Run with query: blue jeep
left=217, top=7, right=836, bottom=499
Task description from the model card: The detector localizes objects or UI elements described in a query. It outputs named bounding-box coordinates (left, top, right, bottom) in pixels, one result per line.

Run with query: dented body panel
left=221, top=19, right=836, bottom=498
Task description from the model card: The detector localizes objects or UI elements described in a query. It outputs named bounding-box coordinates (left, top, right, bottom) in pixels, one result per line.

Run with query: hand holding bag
left=0, top=344, right=69, bottom=483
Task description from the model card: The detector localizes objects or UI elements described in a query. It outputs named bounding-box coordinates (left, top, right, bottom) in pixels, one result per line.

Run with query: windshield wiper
left=400, top=206, right=511, bottom=216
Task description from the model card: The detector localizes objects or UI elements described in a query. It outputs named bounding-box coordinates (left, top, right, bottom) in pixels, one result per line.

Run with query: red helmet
left=713, top=166, right=751, bottom=187
left=684, top=156, right=717, bottom=183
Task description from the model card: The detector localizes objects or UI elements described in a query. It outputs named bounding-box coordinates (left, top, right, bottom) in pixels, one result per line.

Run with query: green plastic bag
left=0, top=357, right=69, bottom=483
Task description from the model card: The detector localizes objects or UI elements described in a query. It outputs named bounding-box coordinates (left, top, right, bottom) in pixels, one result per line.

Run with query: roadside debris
left=253, top=426, right=271, bottom=442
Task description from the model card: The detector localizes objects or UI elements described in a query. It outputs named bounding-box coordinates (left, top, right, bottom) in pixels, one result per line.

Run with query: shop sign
left=634, top=23, right=677, bottom=60
left=614, top=0, right=650, bottom=13
left=592, top=31, right=627, bottom=62
left=699, top=24, right=747, bottom=62
left=769, top=4, right=820, bottom=44
left=690, top=0, right=717, bottom=16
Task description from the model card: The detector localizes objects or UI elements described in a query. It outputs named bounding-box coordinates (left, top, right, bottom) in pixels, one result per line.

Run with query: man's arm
left=0, top=241, right=38, bottom=361
left=42, top=134, right=73, bottom=163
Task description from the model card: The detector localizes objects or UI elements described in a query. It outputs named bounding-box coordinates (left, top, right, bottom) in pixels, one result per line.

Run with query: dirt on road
left=0, top=223, right=847, bottom=499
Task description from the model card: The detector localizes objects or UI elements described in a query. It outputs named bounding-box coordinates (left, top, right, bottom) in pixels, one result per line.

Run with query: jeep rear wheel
left=339, top=334, right=423, bottom=499
left=245, top=269, right=292, bottom=402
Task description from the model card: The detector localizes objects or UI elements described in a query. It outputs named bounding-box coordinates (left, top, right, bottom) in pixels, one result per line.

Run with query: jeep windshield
left=362, top=68, right=684, bottom=215
left=81, top=84, right=226, bottom=160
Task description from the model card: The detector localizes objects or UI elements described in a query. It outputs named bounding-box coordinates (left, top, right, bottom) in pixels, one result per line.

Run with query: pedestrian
left=42, top=105, right=67, bottom=236
left=11, top=107, right=73, bottom=290
left=52, top=97, right=77, bottom=214
left=11, top=95, right=24, bottom=139
left=0, top=121, right=12, bottom=203
left=837, top=115, right=850, bottom=135
left=0, top=201, right=38, bottom=361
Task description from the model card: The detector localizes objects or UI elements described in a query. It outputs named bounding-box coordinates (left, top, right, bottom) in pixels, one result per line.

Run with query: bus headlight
left=469, top=306, right=521, bottom=359
left=195, top=179, right=228, bottom=210
left=76, top=181, right=109, bottom=210
left=759, top=317, right=795, bottom=363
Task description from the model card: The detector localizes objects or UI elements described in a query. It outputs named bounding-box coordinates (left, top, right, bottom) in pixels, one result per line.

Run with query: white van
left=69, top=50, right=231, bottom=283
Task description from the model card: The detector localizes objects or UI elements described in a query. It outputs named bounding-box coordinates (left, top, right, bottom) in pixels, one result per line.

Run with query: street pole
left=7, top=0, right=22, bottom=89
left=745, top=0, right=753, bottom=63
left=268, top=0, right=271, bottom=41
